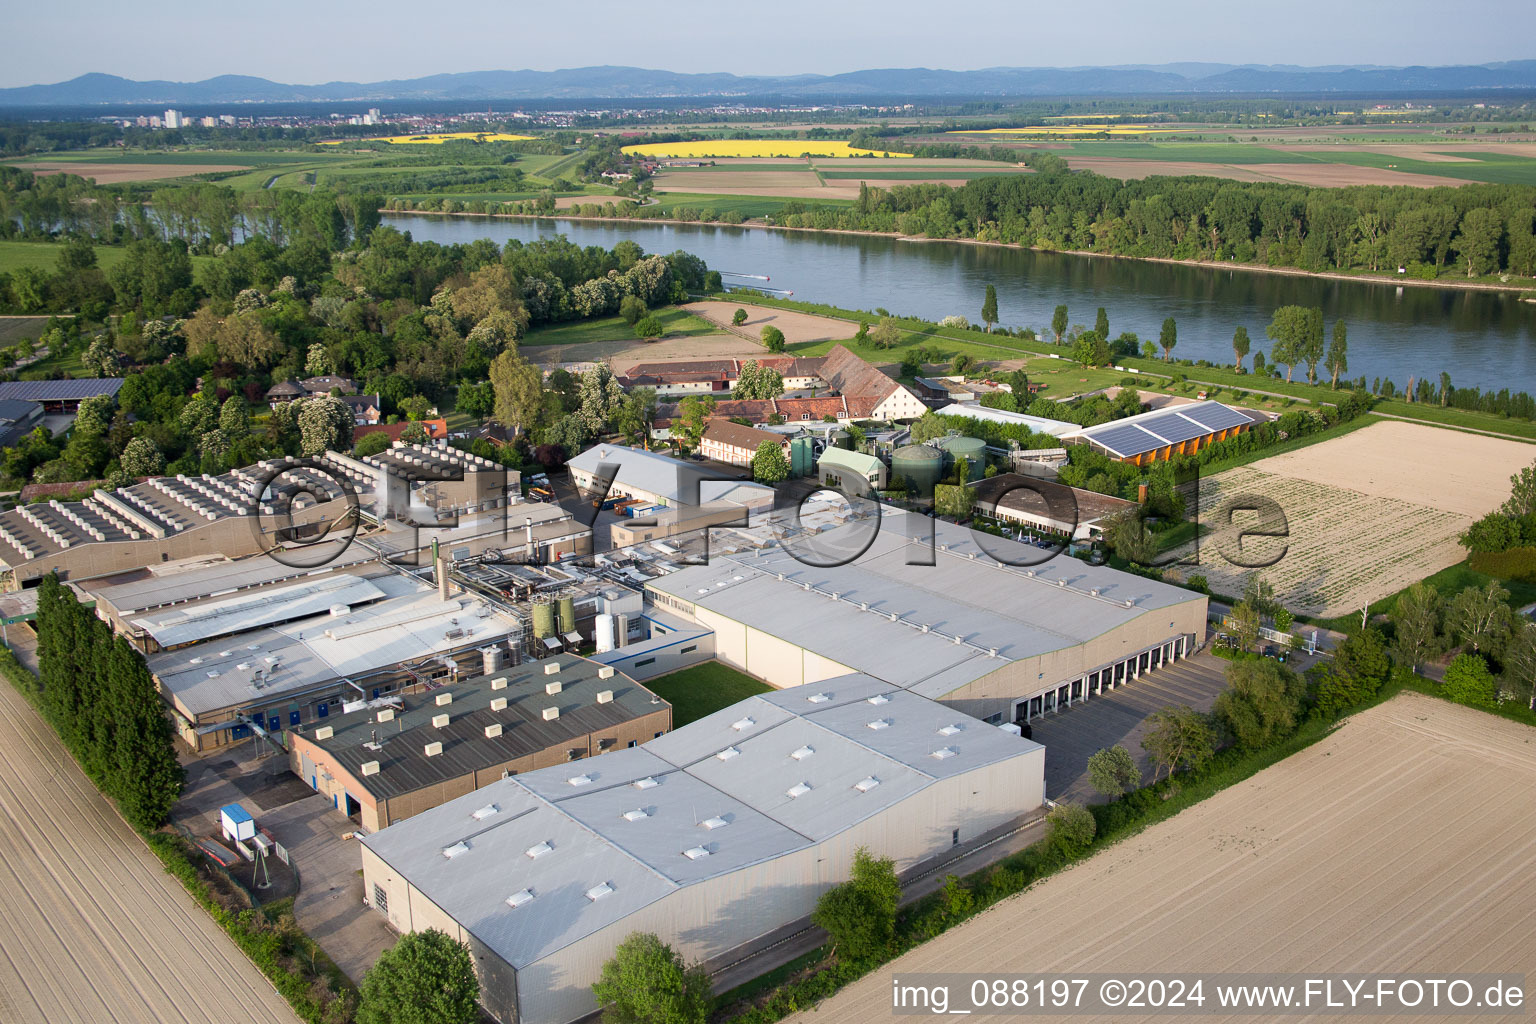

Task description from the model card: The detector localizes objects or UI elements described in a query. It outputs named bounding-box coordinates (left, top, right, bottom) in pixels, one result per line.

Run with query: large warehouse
left=642, top=509, right=1208, bottom=724
left=361, top=672, right=1043, bottom=1024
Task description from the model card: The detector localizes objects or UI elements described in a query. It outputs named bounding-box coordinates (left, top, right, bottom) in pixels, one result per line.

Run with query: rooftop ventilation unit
left=791, top=745, right=814, bottom=760
left=807, top=692, right=830, bottom=703
left=586, top=883, right=614, bottom=901
left=424, top=741, right=443, bottom=757
left=526, top=841, right=553, bottom=859
left=435, top=693, right=453, bottom=706
left=360, top=761, right=380, bottom=776
left=854, top=776, right=880, bottom=793
left=484, top=723, right=503, bottom=739
left=632, top=777, right=659, bottom=790
left=314, top=726, right=334, bottom=741
left=544, top=662, right=561, bottom=675
left=568, top=774, right=592, bottom=786
left=491, top=677, right=508, bottom=690
left=596, top=690, right=613, bottom=704
left=931, top=747, right=957, bottom=760
left=542, top=707, right=560, bottom=721
left=377, top=709, right=395, bottom=723
left=731, top=716, right=755, bottom=732
left=701, top=816, right=728, bottom=830
left=432, top=713, right=450, bottom=728
left=866, top=719, right=891, bottom=730
left=867, top=693, right=890, bottom=705
left=716, top=746, right=740, bottom=761
left=938, top=723, right=963, bottom=737
left=598, top=666, right=615, bottom=680
left=786, top=782, right=812, bottom=799
left=1124, top=598, right=1136, bottom=607
left=546, top=681, right=563, bottom=696
left=505, top=889, right=534, bottom=909
left=490, top=697, right=507, bottom=712
left=471, top=804, right=499, bottom=821
left=622, top=809, right=649, bottom=822
left=442, top=841, right=469, bottom=859
left=682, top=847, right=710, bottom=860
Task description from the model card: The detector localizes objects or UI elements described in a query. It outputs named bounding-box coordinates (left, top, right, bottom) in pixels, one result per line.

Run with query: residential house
left=699, top=419, right=789, bottom=470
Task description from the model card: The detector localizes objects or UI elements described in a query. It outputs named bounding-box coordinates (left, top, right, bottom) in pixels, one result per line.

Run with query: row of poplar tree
left=33, top=574, right=183, bottom=831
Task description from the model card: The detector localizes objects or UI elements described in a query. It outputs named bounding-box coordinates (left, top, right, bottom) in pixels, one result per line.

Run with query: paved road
left=0, top=675, right=299, bottom=1024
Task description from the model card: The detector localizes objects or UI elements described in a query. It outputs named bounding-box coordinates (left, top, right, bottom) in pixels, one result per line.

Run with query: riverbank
left=382, top=207, right=1536, bottom=296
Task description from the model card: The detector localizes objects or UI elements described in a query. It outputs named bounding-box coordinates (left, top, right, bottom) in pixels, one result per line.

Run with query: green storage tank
left=827, top=428, right=852, bottom=451
left=890, top=444, right=945, bottom=498
left=937, top=435, right=988, bottom=482
left=789, top=436, right=814, bottom=478
left=532, top=599, right=555, bottom=640
left=557, top=595, right=576, bottom=636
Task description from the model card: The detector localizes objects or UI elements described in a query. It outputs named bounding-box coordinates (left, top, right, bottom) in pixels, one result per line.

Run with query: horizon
left=5, top=0, right=1534, bottom=90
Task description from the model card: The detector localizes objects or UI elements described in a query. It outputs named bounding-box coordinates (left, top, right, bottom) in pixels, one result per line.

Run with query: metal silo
left=937, top=435, right=988, bottom=481
left=890, top=444, right=945, bottom=498
left=557, top=595, right=576, bottom=636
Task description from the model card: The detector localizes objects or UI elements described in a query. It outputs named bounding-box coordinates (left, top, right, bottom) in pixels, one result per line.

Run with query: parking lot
left=1027, top=649, right=1233, bottom=804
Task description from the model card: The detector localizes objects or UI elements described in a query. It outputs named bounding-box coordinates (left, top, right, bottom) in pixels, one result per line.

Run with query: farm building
left=971, top=473, right=1138, bottom=541
left=0, top=399, right=45, bottom=448
left=0, top=377, right=123, bottom=414
left=1065, top=400, right=1254, bottom=465
left=360, top=672, right=1043, bottom=1024
left=698, top=420, right=789, bottom=470
left=619, top=355, right=833, bottom=397
left=288, top=656, right=670, bottom=831
left=815, top=446, right=887, bottom=491
left=642, top=509, right=1207, bottom=725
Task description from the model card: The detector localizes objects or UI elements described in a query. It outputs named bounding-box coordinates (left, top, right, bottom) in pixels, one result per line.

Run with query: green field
left=645, top=192, right=854, bottom=217
left=1059, top=143, right=1321, bottom=164
left=0, top=317, right=51, bottom=346
left=522, top=307, right=719, bottom=347
left=0, top=240, right=133, bottom=274
left=643, top=661, right=772, bottom=726
left=1303, top=149, right=1536, bottom=186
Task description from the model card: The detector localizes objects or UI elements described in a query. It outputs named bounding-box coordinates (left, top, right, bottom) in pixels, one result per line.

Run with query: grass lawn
left=1369, top=400, right=1536, bottom=442
left=0, top=317, right=53, bottom=346
left=0, top=240, right=215, bottom=277
left=644, top=661, right=773, bottom=726
left=523, top=307, right=720, bottom=347
left=648, top=193, right=853, bottom=218
left=18, top=343, right=89, bottom=379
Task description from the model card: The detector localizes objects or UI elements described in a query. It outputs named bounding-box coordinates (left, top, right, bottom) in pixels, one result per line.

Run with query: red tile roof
left=353, top=419, right=449, bottom=443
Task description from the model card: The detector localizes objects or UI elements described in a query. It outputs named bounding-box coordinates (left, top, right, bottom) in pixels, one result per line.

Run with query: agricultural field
left=790, top=692, right=1536, bottom=1024
left=651, top=157, right=1030, bottom=201
left=521, top=308, right=757, bottom=367
left=14, top=160, right=253, bottom=184
left=0, top=317, right=51, bottom=347
left=1169, top=419, right=1535, bottom=615
left=682, top=301, right=856, bottom=345
left=622, top=140, right=912, bottom=159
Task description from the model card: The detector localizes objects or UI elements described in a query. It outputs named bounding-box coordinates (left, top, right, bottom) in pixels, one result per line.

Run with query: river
left=383, top=213, right=1536, bottom=395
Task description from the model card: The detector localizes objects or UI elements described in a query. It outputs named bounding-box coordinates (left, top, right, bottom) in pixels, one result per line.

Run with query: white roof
left=130, top=574, right=389, bottom=647
left=361, top=672, right=1038, bottom=970
left=934, top=403, right=1079, bottom=437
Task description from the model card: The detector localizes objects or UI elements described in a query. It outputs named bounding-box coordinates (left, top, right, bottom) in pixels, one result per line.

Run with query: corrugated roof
left=934, top=403, right=1079, bottom=436
left=0, top=379, right=123, bottom=402
left=816, top=447, right=885, bottom=477
left=1069, top=401, right=1252, bottom=458
left=130, top=574, right=390, bottom=647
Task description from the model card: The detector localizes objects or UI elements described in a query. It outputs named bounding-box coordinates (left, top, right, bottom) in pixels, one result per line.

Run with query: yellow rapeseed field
left=620, top=140, right=913, bottom=159
left=319, top=131, right=536, bottom=146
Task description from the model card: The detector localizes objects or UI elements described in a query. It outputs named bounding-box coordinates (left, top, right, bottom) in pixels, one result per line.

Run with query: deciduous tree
left=358, top=929, right=479, bottom=1024
left=1086, top=745, right=1141, bottom=796
left=1141, top=705, right=1216, bottom=781
left=591, top=933, right=710, bottom=1024
left=810, top=847, right=900, bottom=963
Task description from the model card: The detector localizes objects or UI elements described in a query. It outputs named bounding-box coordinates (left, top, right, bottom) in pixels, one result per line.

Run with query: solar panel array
left=1074, top=402, right=1253, bottom=459
left=0, top=379, right=123, bottom=402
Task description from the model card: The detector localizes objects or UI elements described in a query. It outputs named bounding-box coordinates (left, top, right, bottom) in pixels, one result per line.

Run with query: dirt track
left=791, top=693, right=1536, bottom=1022
left=683, top=301, right=854, bottom=344
left=0, top=674, right=298, bottom=1024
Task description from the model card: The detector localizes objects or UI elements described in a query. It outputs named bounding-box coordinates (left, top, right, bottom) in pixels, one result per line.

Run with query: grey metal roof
left=296, top=657, right=666, bottom=802
left=567, top=445, right=721, bottom=505
left=361, top=672, right=1040, bottom=971
left=130, top=574, right=390, bottom=648
left=1070, top=401, right=1252, bottom=458
left=934, top=403, right=1079, bottom=436
left=0, top=399, right=42, bottom=423
left=645, top=511, right=1203, bottom=698
left=0, top=379, right=123, bottom=402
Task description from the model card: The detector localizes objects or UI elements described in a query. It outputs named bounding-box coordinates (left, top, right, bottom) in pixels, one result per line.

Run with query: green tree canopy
left=1086, top=745, right=1141, bottom=796
left=358, top=929, right=480, bottom=1024
left=591, top=932, right=710, bottom=1024
left=810, top=847, right=901, bottom=963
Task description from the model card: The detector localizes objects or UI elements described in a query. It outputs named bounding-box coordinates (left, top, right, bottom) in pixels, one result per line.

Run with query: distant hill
left=4, top=62, right=1536, bottom=106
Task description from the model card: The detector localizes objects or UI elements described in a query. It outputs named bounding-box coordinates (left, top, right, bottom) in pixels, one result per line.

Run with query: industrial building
left=566, top=445, right=773, bottom=512
left=931, top=402, right=1079, bottom=437
left=0, top=377, right=123, bottom=413
left=0, top=443, right=520, bottom=584
left=288, top=656, right=671, bottom=831
left=815, top=446, right=887, bottom=492
left=641, top=508, right=1207, bottom=725
left=970, top=473, right=1138, bottom=541
left=360, top=672, right=1043, bottom=1024
left=1066, top=400, right=1254, bottom=465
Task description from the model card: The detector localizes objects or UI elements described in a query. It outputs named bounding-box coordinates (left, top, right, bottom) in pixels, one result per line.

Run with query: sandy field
left=0, top=662, right=299, bottom=1024
left=791, top=692, right=1536, bottom=1024
left=1172, top=420, right=1533, bottom=616
left=523, top=332, right=763, bottom=368
left=18, top=161, right=251, bottom=184
left=682, top=301, right=855, bottom=344
left=1063, top=156, right=1473, bottom=188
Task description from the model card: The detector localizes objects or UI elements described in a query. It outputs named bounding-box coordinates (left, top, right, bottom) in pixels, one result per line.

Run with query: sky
left=4, top=0, right=1534, bottom=88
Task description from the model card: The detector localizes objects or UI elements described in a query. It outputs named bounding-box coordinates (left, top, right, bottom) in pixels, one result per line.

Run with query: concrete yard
left=789, top=692, right=1536, bottom=1022
left=0, top=666, right=299, bottom=1024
